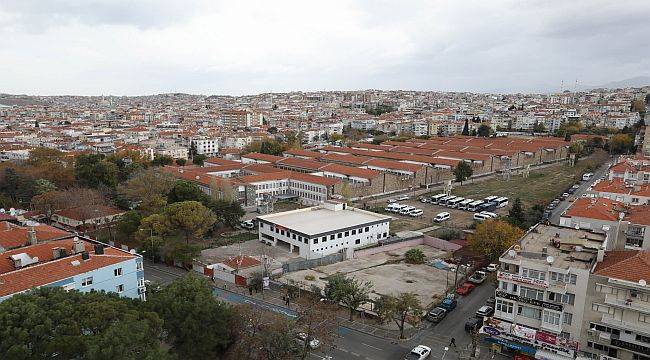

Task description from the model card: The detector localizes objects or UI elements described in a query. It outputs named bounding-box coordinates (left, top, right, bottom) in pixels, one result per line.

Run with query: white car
left=387, top=198, right=398, bottom=204
left=240, top=220, right=255, bottom=230
left=295, top=332, right=320, bottom=349
left=486, top=263, right=498, bottom=272
left=405, top=345, right=431, bottom=360
left=473, top=213, right=490, bottom=221
left=396, top=195, right=410, bottom=201
left=399, top=206, right=416, bottom=215
left=409, top=209, right=424, bottom=217
left=434, top=212, right=450, bottom=222
left=479, top=211, right=498, bottom=219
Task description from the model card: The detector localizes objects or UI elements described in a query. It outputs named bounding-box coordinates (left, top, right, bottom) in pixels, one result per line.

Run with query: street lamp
left=441, top=346, right=449, bottom=360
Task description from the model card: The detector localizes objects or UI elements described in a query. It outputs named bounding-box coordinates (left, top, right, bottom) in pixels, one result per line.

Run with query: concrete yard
left=280, top=244, right=451, bottom=307
left=200, top=238, right=301, bottom=275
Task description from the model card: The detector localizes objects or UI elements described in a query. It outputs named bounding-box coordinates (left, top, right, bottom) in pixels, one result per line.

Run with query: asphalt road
left=549, top=160, right=611, bottom=225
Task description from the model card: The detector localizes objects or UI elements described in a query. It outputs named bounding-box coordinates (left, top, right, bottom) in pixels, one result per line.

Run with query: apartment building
left=487, top=224, right=608, bottom=360
left=622, top=206, right=650, bottom=250
left=581, top=250, right=650, bottom=360
left=0, top=235, right=145, bottom=302
left=190, top=137, right=219, bottom=157
left=256, top=201, right=391, bottom=259
left=220, top=110, right=259, bottom=128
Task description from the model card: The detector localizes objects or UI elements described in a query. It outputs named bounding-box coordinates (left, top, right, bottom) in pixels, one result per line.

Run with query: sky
left=1, top=0, right=649, bottom=96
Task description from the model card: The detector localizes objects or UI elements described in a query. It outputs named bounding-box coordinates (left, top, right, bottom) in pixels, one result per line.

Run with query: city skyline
left=1, top=0, right=649, bottom=96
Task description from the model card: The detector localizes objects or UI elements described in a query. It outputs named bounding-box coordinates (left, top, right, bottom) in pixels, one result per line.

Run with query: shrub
left=304, top=274, right=316, bottom=281
left=404, top=248, right=426, bottom=264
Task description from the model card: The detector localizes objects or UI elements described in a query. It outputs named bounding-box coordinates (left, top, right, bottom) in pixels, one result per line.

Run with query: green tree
left=74, top=154, right=118, bottom=189
left=116, top=210, right=143, bottom=242
left=404, top=248, right=426, bottom=264
left=192, top=154, right=207, bottom=166
left=508, top=198, right=527, bottom=229
left=609, top=133, right=634, bottom=154
left=147, top=273, right=233, bottom=359
left=477, top=124, right=491, bottom=137
left=533, top=121, right=546, bottom=133
left=176, top=158, right=186, bottom=166
left=454, top=161, right=474, bottom=184
left=228, top=305, right=297, bottom=360
left=0, top=167, right=35, bottom=205
left=468, top=220, right=524, bottom=261
left=151, top=155, right=174, bottom=167
left=118, top=168, right=175, bottom=215
left=378, top=293, right=422, bottom=339
left=324, top=274, right=372, bottom=321
left=33, top=178, right=57, bottom=195
left=461, top=119, right=469, bottom=135
left=208, top=199, right=245, bottom=228
left=163, top=201, right=217, bottom=244
left=0, top=287, right=169, bottom=360
left=168, top=180, right=210, bottom=204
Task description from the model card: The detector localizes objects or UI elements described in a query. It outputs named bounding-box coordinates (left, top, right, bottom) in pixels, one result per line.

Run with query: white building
left=256, top=201, right=391, bottom=259
left=190, top=137, right=219, bottom=157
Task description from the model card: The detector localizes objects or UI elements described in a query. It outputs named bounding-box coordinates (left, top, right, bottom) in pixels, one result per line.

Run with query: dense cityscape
left=2, top=1, right=650, bottom=360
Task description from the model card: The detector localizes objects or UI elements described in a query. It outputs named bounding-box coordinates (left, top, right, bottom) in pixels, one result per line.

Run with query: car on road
left=561, top=192, right=570, bottom=200
left=465, top=317, right=481, bottom=332
left=486, top=263, right=498, bottom=272
left=434, top=212, right=451, bottom=222
left=405, top=345, right=431, bottom=360
left=409, top=209, right=424, bottom=217
left=396, top=195, right=410, bottom=201
left=468, top=271, right=487, bottom=285
left=426, top=307, right=447, bottom=323
left=475, top=305, right=494, bottom=318
left=456, top=282, right=476, bottom=296
left=387, top=198, right=397, bottom=204
left=295, top=332, right=321, bottom=349
left=440, top=297, right=457, bottom=311
left=240, top=220, right=255, bottom=230
left=582, top=172, right=594, bottom=181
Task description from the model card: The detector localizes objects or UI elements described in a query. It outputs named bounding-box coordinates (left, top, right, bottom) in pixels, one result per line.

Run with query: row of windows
left=495, top=299, right=573, bottom=325
left=265, top=223, right=386, bottom=245
left=521, top=267, right=546, bottom=281
left=500, top=281, right=575, bottom=305
left=550, top=271, right=577, bottom=285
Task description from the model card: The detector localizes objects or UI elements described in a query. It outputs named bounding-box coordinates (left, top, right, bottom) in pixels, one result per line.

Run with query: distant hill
left=581, top=76, right=650, bottom=90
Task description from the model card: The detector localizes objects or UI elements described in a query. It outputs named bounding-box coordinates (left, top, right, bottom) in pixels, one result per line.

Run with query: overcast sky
left=1, top=0, right=649, bottom=96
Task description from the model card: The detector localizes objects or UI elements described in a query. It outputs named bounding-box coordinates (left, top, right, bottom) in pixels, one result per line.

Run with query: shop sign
left=484, top=326, right=501, bottom=336
left=496, top=291, right=563, bottom=312
left=498, top=272, right=549, bottom=288
left=535, top=331, right=557, bottom=345
left=512, top=324, right=537, bottom=342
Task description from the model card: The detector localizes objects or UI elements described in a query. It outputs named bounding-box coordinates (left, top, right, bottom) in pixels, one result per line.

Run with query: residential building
left=190, top=137, right=219, bottom=157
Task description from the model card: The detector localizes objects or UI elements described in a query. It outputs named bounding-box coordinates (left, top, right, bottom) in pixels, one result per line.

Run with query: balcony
left=604, top=294, right=650, bottom=314
left=600, top=315, right=650, bottom=336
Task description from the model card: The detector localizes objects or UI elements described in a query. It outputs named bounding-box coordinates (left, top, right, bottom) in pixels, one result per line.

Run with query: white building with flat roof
left=255, top=201, right=391, bottom=259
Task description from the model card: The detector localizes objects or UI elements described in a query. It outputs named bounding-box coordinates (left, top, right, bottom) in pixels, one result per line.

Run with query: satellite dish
left=195, top=175, right=200, bottom=180
left=508, top=250, right=516, bottom=258
left=546, top=256, right=555, bottom=264
left=513, top=244, right=521, bottom=252
left=640, top=279, right=647, bottom=287
left=0, top=208, right=4, bottom=213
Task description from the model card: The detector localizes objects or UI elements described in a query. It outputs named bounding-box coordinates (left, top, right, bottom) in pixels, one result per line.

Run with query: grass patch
left=209, top=231, right=257, bottom=247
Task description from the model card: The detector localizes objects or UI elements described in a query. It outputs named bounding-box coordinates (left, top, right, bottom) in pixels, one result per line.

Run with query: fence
left=353, top=235, right=462, bottom=258
left=281, top=252, right=344, bottom=273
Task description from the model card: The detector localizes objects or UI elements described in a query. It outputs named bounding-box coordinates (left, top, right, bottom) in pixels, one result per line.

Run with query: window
left=136, top=262, right=143, bottom=271
left=313, top=238, right=318, bottom=244
left=520, top=286, right=544, bottom=300
left=633, top=355, right=650, bottom=360
left=640, top=314, right=650, bottom=324
left=352, top=229, right=356, bottom=235
left=592, top=303, right=614, bottom=315
left=114, top=268, right=123, bottom=277
left=337, top=233, right=342, bottom=239
left=292, top=234, right=296, bottom=240
left=81, top=276, right=93, bottom=286
left=330, top=235, right=335, bottom=240
left=116, top=284, right=124, bottom=293
left=322, top=236, right=326, bottom=242
left=561, top=292, right=575, bottom=305
left=563, top=312, right=573, bottom=325
left=365, top=227, right=369, bottom=232
left=517, top=305, right=541, bottom=320
left=345, top=231, right=349, bottom=236
left=636, top=334, right=650, bottom=344
left=543, top=310, right=561, bottom=326
left=522, top=268, right=545, bottom=281
left=496, top=299, right=514, bottom=314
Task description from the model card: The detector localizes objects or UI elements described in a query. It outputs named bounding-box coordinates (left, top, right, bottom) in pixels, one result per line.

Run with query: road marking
left=361, top=343, right=383, bottom=351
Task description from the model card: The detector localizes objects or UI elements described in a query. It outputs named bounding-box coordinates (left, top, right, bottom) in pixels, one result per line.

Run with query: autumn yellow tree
left=468, top=220, right=524, bottom=261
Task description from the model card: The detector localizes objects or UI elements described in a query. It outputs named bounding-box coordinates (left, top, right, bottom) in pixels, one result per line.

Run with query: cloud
left=0, top=0, right=648, bottom=95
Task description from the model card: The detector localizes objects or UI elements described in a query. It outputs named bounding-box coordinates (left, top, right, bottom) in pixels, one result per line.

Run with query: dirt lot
left=280, top=244, right=451, bottom=307
left=201, top=238, right=301, bottom=275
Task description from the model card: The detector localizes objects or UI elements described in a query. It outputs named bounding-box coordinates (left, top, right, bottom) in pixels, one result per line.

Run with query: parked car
left=419, top=196, right=430, bottom=203
left=486, top=263, right=498, bottom=272
left=468, top=271, right=487, bottom=285
left=479, top=211, right=498, bottom=219
left=240, top=220, right=255, bottom=230
left=387, top=198, right=397, bottom=204
left=409, top=209, right=424, bottom=217
left=399, top=206, right=416, bottom=215
left=396, top=195, right=410, bottom=201
left=561, top=192, right=570, bottom=200
left=456, top=282, right=476, bottom=296
left=473, top=213, right=491, bottom=222
left=405, top=345, right=431, bottom=360
left=426, top=307, right=447, bottom=323
left=434, top=212, right=451, bottom=222
left=475, top=305, right=494, bottom=318
left=440, top=297, right=457, bottom=311
left=465, top=317, right=481, bottom=332
left=295, top=332, right=320, bottom=349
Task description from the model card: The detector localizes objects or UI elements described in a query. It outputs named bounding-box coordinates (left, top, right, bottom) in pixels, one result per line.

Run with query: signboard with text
left=498, top=271, right=549, bottom=288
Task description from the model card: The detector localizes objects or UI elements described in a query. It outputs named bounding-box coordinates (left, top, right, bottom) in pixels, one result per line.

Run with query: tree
left=151, top=155, right=173, bottom=167
left=477, top=124, right=491, bottom=137
left=147, top=273, right=233, bottom=359
left=454, top=161, right=473, bottom=184
left=31, top=190, right=67, bottom=224
left=461, top=119, right=469, bottom=135
left=228, top=305, right=297, bottom=360
left=0, top=287, right=169, bottom=360
left=468, top=220, right=524, bottom=261
left=192, top=154, right=207, bottom=166
left=0, top=167, right=35, bottom=205
left=74, top=154, right=118, bottom=189
left=116, top=210, right=143, bottom=242
left=176, top=158, right=186, bottom=166
left=118, top=168, right=175, bottom=215
left=404, top=248, right=426, bottom=264
left=136, top=213, right=169, bottom=261
left=508, top=198, right=527, bottom=229
left=208, top=200, right=245, bottom=228
left=324, top=274, right=372, bottom=321
left=168, top=180, right=210, bottom=204
left=293, top=297, right=338, bottom=360
left=33, top=178, right=57, bottom=195
left=163, top=201, right=217, bottom=244
left=609, top=133, right=634, bottom=154
left=378, top=293, right=421, bottom=339
left=533, top=121, right=546, bottom=133
left=25, top=147, right=75, bottom=188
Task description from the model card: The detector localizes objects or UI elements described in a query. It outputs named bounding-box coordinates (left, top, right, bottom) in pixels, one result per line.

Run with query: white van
left=479, top=211, right=498, bottom=219
left=385, top=203, right=400, bottom=212
left=473, top=213, right=491, bottom=221
left=438, top=195, right=456, bottom=206
left=447, top=197, right=465, bottom=208
left=409, top=209, right=424, bottom=217
left=434, top=212, right=451, bottom=222
left=484, top=195, right=498, bottom=203
left=399, top=206, right=417, bottom=215
left=389, top=204, right=407, bottom=213
left=458, top=199, right=474, bottom=210
left=430, top=194, right=447, bottom=204
left=493, top=197, right=509, bottom=208
left=582, top=173, right=593, bottom=181
left=467, top=200, right=484, bottom=212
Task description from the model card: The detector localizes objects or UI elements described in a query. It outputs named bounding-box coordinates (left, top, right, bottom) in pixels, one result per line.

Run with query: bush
left=436, top=228, right=463, bottom=241
left=304, top=274, right=316, bottom=281
left=404, top=248, right=426, bottom=264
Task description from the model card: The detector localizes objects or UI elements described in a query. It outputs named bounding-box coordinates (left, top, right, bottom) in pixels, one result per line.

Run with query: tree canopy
left=74, top=154, right=119, bottom=189
left=468, top=220, right=524, bottom=261
left=454, top=161, right=473, bottom=184
left=324, top=274, right=372, bottom=321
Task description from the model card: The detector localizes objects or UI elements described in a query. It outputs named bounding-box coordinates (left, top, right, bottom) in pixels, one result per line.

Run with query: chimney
left=596, top=249, right=605, bottom=262
left=72, top=237, right=85, bottom=254
left=94, top=244, right=105, bottom=255
left=81, top=251, right=90, bottom=261
left=28, top=227, right=37, bottom=245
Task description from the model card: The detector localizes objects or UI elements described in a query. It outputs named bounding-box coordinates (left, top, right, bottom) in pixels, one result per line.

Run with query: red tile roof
left=319, top=163, right=381, bottom=179
left=626, top=205, right=650, bottom=225
left=564, top=198, right=626, bottom=222
left=0, top=223, right=72, bottom=250
left=55, top=205, right=125, bottom=221
left=221, top=255, right=261, bottom=270
left=593, top=250, right=650, bottom=284
left=241, top=152, right=284, bottom=163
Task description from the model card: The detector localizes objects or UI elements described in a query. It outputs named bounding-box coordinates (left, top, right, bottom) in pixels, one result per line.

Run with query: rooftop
left=563, top=197, right=626, bottom=222
left=501, top=224, right=606, bottom=270
left=593, top=250, right=650, bottom=285
left=256, top=203, right=391, bottom=236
